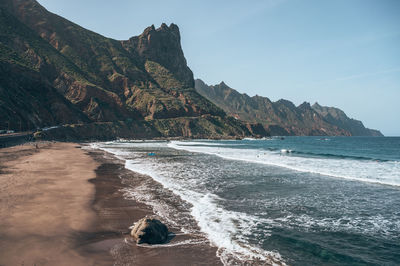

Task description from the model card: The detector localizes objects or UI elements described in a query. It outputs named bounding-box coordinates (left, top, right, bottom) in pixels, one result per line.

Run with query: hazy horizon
left=37, top=0, right=400, bottom=136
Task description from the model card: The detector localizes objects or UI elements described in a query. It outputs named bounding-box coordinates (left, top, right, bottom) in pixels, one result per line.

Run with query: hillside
left=0, top=0, right=259, bottom=139
left=195, top=79, right=383, bottom=136
left=312, top=103, right=382, bottom=136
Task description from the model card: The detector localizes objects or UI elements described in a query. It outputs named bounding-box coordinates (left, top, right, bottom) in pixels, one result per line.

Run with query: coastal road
left=0, top=131, right=33, bottom=148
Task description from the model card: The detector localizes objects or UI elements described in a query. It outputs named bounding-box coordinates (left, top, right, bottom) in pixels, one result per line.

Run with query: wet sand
left=84, top=148, right=222, bottom=266
left=0, top=142, right=222, bottom=265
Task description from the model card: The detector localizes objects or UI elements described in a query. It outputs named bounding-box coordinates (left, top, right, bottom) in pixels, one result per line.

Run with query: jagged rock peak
left=131, top=22, right=182, bottom=47
left=122, top=22, right=193, bottom=88
left=276, top=99, right=296, bottom=107
left=313, top=102, right=321, bottom=108
left=142, top=24, right=156, bottom=34
left=138, top=23, right=180, bottom=39
left=159, top=22, right=179, bottom=33
left=298, top=101, right=311, bottom=108
left=219, top=81, right=228, bottom=87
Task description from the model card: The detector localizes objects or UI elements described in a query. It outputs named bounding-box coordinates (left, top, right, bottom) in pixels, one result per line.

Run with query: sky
left=37, top=0, right=400, bottom=136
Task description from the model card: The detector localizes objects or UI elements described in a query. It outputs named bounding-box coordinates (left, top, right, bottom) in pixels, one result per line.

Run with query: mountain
left=195, top=79, right=383, bottom=136
left=0, top=0, right=259, bottom=139
left=312, top=103, right=382, bottom=136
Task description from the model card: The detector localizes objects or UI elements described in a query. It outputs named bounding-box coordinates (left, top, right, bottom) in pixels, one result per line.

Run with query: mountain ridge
left=195, top=79, right=383, bottom=136
left=312, top=102, right=382, bottom=136
left=0, top=0, right=383, bottom=138
left=0, top=0, right=260, bottom=139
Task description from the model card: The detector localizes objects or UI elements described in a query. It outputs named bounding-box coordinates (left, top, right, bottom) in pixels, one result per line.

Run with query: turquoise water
left=95, top=137, right=400, bottom=265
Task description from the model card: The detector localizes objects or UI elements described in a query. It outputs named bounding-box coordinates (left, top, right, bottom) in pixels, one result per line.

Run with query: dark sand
left=0, top=142, right=222, bottom=265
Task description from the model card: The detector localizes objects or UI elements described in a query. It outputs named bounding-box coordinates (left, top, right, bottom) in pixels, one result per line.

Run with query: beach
left=2, top=138, right=398, bottom=265
left=0, top=142, right=221, bottom=266
left=94, top=138, right=400, bottom=265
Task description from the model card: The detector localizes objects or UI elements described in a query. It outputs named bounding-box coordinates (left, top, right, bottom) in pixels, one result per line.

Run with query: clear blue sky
left=37, top=0, right=400, bottom=136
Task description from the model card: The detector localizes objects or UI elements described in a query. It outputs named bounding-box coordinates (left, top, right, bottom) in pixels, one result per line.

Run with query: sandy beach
left=0, top=142, right=221, bottom=265
left=0, top=142, right=103, bottom=265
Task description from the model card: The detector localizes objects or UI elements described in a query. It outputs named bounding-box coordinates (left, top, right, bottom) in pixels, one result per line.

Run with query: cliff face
left=0, top=5, right=90, bottom=130
left=0, top=0, right=254, bottom=138
left=121, top=23, right=194, bottom=89
left=195, top=79, right=382, bottom=136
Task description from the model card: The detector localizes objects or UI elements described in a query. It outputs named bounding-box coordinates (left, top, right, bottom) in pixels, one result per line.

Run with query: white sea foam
left=168, top=141, right=400, bottom=187
left=90, top=141, right=284, bottom=265
left=176, top=141, right=245, bottom=146
left=123, top=159, right=283, bottom=265
left=136, top=238, right=209, bottom=248
left=258, top=213, right=400, bottom=240
left=242, top=137, right=276, bottom=141
left=88, top=140, right=399, bottom=265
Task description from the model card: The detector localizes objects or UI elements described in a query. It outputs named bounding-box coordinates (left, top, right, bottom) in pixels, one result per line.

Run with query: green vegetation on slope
left=0, top=0, right=256, bottom=139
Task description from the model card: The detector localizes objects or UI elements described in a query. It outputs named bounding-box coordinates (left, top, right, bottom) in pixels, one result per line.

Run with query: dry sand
left=0, top=142, right=222, bottom=265
left=0, top=142, right=101, bottom=265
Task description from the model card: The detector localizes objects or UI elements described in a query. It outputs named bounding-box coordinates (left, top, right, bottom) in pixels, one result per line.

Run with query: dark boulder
left=130, top=217, right=169, bottom=244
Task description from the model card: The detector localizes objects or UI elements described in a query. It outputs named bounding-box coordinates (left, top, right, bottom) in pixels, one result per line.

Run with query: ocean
left=92, top=136, right=400, bottom=265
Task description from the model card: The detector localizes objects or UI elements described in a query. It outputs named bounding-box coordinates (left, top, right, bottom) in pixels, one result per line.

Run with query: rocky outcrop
left=121, top=23, right=194, bottom=89
left=246, top=122, right=270, bottom=137
left=195, top=79, right=382, bottom=136
left=312, top=102, right=383, bottom=136
left=130, top=217, right=169, bottom=244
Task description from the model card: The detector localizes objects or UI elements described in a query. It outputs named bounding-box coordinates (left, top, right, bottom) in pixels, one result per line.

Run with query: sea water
left=92, top=137, right=400, bottom=265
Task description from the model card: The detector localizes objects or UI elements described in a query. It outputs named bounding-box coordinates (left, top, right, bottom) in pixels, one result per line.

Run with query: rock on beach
left=130, top=217, right=169, bottom=244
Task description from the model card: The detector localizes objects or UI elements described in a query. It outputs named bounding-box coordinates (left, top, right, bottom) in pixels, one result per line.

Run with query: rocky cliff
left=312, top=103, right=382, bottom=136
left=0, top=0, right=256, bottom=139
left=195, top=79, right=383, bottom=136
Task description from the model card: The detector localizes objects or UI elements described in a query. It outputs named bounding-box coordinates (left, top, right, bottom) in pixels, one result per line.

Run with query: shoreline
left=0, top=142, right=222, bottom=265
left=85, top=147, right=223, bottom=265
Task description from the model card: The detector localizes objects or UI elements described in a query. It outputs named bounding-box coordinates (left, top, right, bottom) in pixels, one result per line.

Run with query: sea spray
left=89, top=141, right=285, bottom=265
left=168, top=140, right=400, bottom=186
